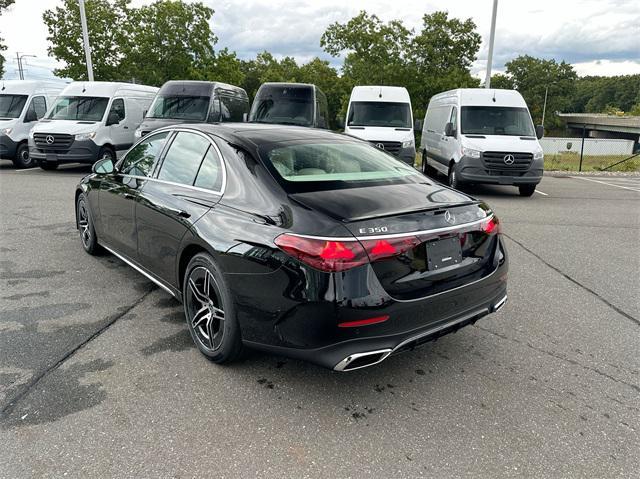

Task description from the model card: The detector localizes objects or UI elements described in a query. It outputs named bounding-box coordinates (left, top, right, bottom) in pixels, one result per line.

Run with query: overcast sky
left=1, top=0, right=639, bottom=81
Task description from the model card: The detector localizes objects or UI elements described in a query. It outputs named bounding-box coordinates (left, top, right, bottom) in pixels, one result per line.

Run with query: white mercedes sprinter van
left=0, top=80, right=64, bottom=168
left=29, top=82, right=158, bottom=170
left=420, top=88, right=544, bottom=196
left=344, top=86, right=415, bottom=165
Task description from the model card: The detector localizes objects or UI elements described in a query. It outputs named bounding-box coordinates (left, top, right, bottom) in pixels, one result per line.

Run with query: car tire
left=183, top=252, right=244, bottom=364
left=12, top=143, right=35, bottom=169
left=448, top=162, right=462, bottom=189
left=97, top=146, right=116, bottom=164
left=76, top=193, right=100, bottom=255
left=518, top=184, right=536, bottom=197
left=39, top=160, right=59, bottom=170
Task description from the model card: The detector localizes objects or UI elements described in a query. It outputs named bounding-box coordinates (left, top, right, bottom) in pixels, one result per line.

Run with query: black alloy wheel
left=77, top=193, right=99, bottom=254
left=13, top=143, right=34, bottom=168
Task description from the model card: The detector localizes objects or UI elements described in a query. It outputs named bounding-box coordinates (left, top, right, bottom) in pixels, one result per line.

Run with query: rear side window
left=120, top=132, right=169, bottom=177
left=194, top=146, right=223, bottom=191
left=157, top=131, right=210, bottom=186
left=218, top=94, right=248, bottom=122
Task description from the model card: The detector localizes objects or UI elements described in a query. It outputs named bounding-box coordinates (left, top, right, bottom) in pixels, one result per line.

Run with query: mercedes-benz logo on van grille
left=444, top=210, right=455, bottom=224
left=503, top=154, right=515, bottom=165
left=45, top=135, right=55, bottom=144
left=375, top=143, right=385, bottom=150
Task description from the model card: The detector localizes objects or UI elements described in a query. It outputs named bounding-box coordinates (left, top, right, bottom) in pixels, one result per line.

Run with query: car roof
left=156, top=123, right=353, bottom=150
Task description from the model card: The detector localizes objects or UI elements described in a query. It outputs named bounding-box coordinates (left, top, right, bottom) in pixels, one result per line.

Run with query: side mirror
left=106, top=112, right=121, bottom=126
left=92, top=158, right=114, bottom=175
left=242, top=112, right=248, bottom=122
left=414, top=119, right=423, bottom=132
left=24, top=110, right=38, bottom=123
left=535, top=124, right=544, bottom=139
left=142, top=110, right=148, bottom=118
left=337, top=118, right=345, bottom=129
left=444, top=122, right=455, bottom=137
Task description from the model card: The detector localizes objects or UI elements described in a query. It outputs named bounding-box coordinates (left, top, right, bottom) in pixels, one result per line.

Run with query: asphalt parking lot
left=1, top=162, right=638, bottom=478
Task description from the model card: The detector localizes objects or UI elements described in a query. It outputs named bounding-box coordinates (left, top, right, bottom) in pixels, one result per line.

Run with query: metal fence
left=540, top=136, right=639, bottom=172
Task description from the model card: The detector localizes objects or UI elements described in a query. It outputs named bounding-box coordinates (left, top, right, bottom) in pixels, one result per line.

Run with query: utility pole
left=541, top=85, right=549, bottom=127
left=16, top=52, right=23, bottom=80
left=78, top=0, right=94, bottom=81
left=484, top=0, right=499, bottom=89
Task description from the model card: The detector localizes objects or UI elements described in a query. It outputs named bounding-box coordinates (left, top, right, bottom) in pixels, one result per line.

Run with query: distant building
left=557, top=113, right=640, bottom=152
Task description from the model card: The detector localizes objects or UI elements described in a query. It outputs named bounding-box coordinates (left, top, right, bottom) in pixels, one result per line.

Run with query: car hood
left=462, top=134, right=541, bottom=153
left=32, top=120, right=99, bottom=135
left=289, top=180, right=473, bottom=223
left=346, top=126, right=413, bottom=143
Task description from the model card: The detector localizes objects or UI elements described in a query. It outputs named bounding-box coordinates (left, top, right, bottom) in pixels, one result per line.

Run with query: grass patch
left=544, top=153, right=639, bottom=172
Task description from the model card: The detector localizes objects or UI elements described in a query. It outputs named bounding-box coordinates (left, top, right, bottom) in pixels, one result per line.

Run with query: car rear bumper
left=0, top=135, right=18, bottom=160
left=29, top=138, right=101, bottom=164
left=458, top=155, right=543, bottom=185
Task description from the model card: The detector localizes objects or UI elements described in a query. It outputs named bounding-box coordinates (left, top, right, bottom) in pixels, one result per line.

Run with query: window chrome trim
left=116, top=126, right=227, bottom=196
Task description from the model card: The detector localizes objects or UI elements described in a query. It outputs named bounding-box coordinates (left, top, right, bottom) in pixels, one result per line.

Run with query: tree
left=571, top=75, right=640, bottom=114
left=490, top=73, right=514, bottom=90
left=43, top=0, right=132, bottom=80
left=298, top=57, right=345, bottom=127
left=0, top=0, right=16, bottom=78
left=503, top=55, right=577, bottom=130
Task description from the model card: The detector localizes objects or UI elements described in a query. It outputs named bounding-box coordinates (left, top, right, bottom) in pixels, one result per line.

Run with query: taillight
left=483, top=215, right=501, bottom=235
left=359, top=236, right=422, bottom=262
left=274, top=234, right=369, bottom=272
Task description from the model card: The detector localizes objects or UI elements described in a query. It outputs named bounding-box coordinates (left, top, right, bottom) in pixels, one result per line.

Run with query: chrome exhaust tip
left=493, top=295, right=507, bottom=312
left=333, top=348, right=393, bottom=372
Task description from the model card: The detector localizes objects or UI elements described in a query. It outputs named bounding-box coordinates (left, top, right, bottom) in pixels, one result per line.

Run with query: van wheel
left=518, top=184, right=536, bottom=197
left=98, top=146, right=116, bottom=163
left=448, top=163, right=462, bottom=189
left=12, top=143, right=35, bottom=169
left=39, top=160, right=59, bottom=170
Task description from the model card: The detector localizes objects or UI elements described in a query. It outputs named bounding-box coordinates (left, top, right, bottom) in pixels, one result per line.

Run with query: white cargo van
left=344, top=86, right=415, bottom=165
left=419, top=88, right=544, bottom=196
left=29, top=81, right=158, bottom=170
left=0, top=80, right=64, bottom=168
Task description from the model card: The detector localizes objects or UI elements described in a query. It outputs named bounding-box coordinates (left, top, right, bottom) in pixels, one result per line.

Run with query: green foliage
left=490, top=73, right=514, bottom=90
left=570, top=75, right=640, bottom=114
left=0, top=0, right=15, bottom=78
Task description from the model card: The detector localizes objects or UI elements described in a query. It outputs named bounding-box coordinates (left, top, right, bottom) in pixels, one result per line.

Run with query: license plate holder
left=425, top=237, right=462, bottom=271
left=46, top=153, right=57, bottom=162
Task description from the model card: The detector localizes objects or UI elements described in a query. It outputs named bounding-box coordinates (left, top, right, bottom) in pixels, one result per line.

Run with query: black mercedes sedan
left=75, top=123, right=508, bottom=371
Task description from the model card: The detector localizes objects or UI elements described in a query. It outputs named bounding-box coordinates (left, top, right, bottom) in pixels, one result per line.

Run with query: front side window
left=461, top=106, right=535, bottom=136
left=0, top=94, right=28, bottom=118
left=157, top=132, right=211, bottom=186
left=25, top=96, right=47, bottom=120
left=449, top=107, right=458, bottom=134
left=147, top=95, right=210, bottom=121
left=262, top=141, right=419, bottom=192
left=108, top=98, right=126, bottom=122
left=348, top=102, right=412, bottom=128
left=218, top=95, right=248, bottom=122
left=119, top=132, right=169, bottom=177
left=47, top=96, right=109, bottom=122
left=250, top=86, right=313, bottom=126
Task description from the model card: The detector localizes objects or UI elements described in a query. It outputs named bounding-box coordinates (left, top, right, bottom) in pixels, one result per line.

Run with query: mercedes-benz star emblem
left=45, top=135, right=55, bottom=145
left=444, top=210, right=455, bottom=224
left=375, top=143, right=385, bottom=150
left=503, top=154, right=515, bottom=165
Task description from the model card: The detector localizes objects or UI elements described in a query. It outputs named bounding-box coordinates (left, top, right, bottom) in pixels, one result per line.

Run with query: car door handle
left=163, top=206, right=190, bottom=218
left=123, top=193, right=135, bottom=199
left=123, top=126, right=129, bottom=129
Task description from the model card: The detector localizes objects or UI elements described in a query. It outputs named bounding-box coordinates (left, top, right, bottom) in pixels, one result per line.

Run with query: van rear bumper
left=458, top=156, right=543, bottom=185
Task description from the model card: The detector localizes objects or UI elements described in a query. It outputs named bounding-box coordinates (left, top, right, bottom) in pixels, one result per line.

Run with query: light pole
left=541, top=85, right=549, bottom=127
left=78, top=0, right=94, bottom=81
left=484, top=0, right=499, bottom=88
left=16, top=53, right=36, bottom=80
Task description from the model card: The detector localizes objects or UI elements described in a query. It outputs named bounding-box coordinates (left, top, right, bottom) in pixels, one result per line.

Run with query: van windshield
left=47, top=96, right=109, bottom=121
left=147, top=95, right=210, bottom=121
left=0, top=94, right=28, bottom=119
left=250, top=86, right=313, bottom=126
left=461, top=106, right=535, bottom=136
left=348, top=102, right=412, bottom=128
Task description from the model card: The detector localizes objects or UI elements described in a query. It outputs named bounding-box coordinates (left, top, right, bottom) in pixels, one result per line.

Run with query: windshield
left=261, top=141, right=419, bottom=191
left=47, top=96, right=109, bottom=121
left=0, top=94, right=28, bottom=119
left=348, top=101, right=412, bottom=128
left=147, top=95, right=210, bottom=121
left=461, top=106, right=535, bottom=136
left=250, top=86, right=313, bottom=126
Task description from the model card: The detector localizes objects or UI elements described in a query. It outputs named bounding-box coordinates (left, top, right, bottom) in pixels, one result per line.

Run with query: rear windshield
left=0, top=94, right=28, bottom=119
left=348, top=101, right=412, bottom=128
left=461, top=106, right=535, bottom=136
left=260, top=140, right=420, bottom=192
left=47, top=96, right=109, bottom=121
left=250, top=86, right=313, bottom=126
left=147, top=95, right=210, bottom=121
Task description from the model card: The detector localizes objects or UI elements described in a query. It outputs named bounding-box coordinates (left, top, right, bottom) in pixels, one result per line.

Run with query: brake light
left=274, top=234, right=368, bottom=272
left=483, top=216, right=501, bottom=235
left=360, top=236, right=422, bottom=262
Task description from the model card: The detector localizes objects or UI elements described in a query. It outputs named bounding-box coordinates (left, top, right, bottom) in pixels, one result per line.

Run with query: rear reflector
left=338, top=315, right=390, bottom=328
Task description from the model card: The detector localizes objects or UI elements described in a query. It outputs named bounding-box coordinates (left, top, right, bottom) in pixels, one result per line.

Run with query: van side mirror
left=337, top=118, right=345, bottom=129
left=444, top=122, right=455, bottom=137
left=106, top=112, right=121, bottom=126
left=142, top=110, right=148, bottom=118
left=414, top=119, right=423, bottom=132
left=92, top=158, right=114, bottom=175
left=535, top=125, right=544, bottom=139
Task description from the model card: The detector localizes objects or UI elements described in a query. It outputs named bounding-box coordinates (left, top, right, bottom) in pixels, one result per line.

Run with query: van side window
left=24, top=96, right=47, bottom=121
left=219, top=95, right=248, bottom=122
left=449, top=107, right=458, bottom=135
left=157, top=132, right=211, bottom=186
left=194, top=145, right=223, bottom=191
left=109, top=98, right=126, bottom=121
left=120, top=131, right=169, bottom=177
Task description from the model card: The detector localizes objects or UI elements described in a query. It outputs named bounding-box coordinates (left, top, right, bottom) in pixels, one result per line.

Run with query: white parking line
left=535, top=189, right=548, bottom=196
left=571, top=176, right=640, bottom=192
left=15, top=167, right=40, bottom=172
